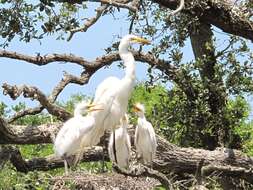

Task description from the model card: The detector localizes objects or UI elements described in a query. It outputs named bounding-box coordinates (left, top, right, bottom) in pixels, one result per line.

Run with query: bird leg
left=64, top=159, right=69, bottom=175
left=113, top=129, right=118, bottom=164
left=100, top=141, right=107, bottom=173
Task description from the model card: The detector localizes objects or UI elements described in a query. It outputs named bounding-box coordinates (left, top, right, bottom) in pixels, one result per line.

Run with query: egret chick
left=108, top=114, right=131, bottom=169
left=54, top=101, right=103, bottom=174
left=133, top=103, right=157, bottom=165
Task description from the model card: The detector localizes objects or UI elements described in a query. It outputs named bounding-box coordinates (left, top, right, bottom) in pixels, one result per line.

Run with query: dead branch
left=2, top=83, right=71, bottom=121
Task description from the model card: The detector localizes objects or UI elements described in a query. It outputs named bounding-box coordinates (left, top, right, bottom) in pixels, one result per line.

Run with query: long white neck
left=138, top=113, right=146, bottom=120
left=117, top=41, right=136, bottom=111
left=119, top=42, right=136, bottom=80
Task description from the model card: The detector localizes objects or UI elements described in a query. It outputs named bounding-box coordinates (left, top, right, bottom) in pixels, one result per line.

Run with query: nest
left=51, top=171, right=160, bottom=190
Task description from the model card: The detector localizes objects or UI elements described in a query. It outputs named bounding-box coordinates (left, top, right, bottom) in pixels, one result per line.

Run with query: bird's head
left=86, top=102, right=104, bottom=113
left=119, top=34, right=150, bottom=52
left=133, top=103, right=145, bottom=116
left=75, top=100, right=104, bottom=116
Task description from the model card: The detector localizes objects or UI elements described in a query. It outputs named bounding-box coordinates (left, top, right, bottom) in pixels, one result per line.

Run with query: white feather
left=54, top=101, right=95, bottom=158
left=108, top=115, right=131, bottom=169
left=134, top=103, right=157, bottom=164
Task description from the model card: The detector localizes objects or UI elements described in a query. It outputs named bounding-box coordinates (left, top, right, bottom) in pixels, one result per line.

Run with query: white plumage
left=89, top=34, right=150, bottom=145
left=108, top=114, right=131, bottom=169
left=134, top=103, right=157, bottom=164
left=54, top=101, right=102, bottom=173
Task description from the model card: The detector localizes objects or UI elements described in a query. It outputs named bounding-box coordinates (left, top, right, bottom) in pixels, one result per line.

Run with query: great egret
left=54, top=101, right=103, bottom=174
left=89, top=35, right=150, bottom=162
left=108, top=114, right=131, bottom=169
left=133, top=103, right=157, bottom=165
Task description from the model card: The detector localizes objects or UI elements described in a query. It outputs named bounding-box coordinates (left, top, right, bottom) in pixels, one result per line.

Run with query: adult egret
left=54, top=101, right=103, bottom=174
left=90, top=34, right=150, bottom=148
left=108, top=114, right=131, bottom=169
left=133, top=103, right=157, bottom=165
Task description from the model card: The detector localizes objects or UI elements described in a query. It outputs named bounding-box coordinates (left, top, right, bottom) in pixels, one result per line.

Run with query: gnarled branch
left=2, top=83, right=71, bottom=121
left=154, top=0, right=253, bottom=42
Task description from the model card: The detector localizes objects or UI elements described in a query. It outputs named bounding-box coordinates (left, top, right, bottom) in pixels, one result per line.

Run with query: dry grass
left=51, top=171, right=160, bottom=190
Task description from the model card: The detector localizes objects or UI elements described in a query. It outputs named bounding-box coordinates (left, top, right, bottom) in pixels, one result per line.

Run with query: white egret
left=108, top=114, right=131, bottom=169
left=54, top=101, right=103, bottom=174
left=133, top=103, right=157, bottom=165
left=90, top=34, right=150, bottom=146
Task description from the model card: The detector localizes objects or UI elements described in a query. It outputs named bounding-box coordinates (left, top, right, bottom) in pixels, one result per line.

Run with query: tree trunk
left=0, top=122, right=252, bottom=184
left=189, top=21, right=231, bottom=149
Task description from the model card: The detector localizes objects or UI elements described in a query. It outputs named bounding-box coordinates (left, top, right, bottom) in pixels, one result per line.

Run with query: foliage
left=130, top=84, right=253, bottom=150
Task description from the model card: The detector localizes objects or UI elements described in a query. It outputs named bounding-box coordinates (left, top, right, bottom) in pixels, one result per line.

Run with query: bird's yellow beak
left=132, top=105, right=141, bottom=112
left=131, top=36, right=151, bottom=45
left=87, top=103, right=104, bottom=112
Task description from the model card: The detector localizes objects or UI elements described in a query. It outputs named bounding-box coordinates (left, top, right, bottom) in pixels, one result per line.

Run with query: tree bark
left=153, top=0, right=253, bottom=42
left=1, top=122, right=252, bottom=184
left=189, top=21, right=229, bottom=149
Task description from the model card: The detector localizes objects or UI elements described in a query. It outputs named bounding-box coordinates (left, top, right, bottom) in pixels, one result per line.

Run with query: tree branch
left=113, top=164, right=172, bottom=188
left=202, top=165, right=253, bottom=184
left=0, top=50, right=87, bottom=67
left=2, top=83, right=71, bottom=121
left=0, top=49, right=179, bottom=80
left=7, top=106, right=44, bottom=123
left=67, top=5, right=109, bottom=41
left=153, top=0, right=253, bottom=41
left=58, top=0, right=137, bottom=13
left=0, top=117, right=56, bottom=144
left=49, top=71, right=93, bottom=102
left=0, top=145, right=106, bottom=173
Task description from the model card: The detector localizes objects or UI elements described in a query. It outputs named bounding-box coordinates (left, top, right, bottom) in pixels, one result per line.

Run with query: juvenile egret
left=90, top=34, right=150, bottom=146
left=133, top=103, right=157, bottom=165
left=108, top=114, right=131, bottom=169
left=54, top=101, right=103, bottom=174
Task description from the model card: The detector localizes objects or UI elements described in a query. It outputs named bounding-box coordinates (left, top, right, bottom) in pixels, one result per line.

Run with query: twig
left=113, top=164, right=172, bottom=189
left=7, top=106, right=44, bottom=123
left=168, top=0, right=184, bottom=16
left=67, top=5, right=108, bottom=41
left=49, top=71, right=93, bottom=102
